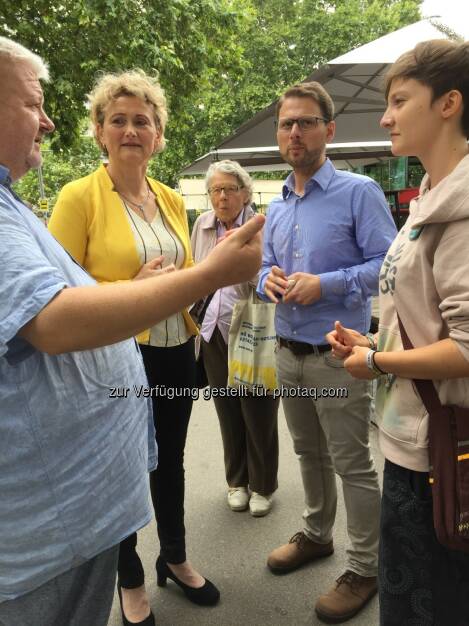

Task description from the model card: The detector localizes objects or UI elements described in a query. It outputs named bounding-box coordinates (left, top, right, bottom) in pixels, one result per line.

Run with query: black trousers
left=379, top=459, right=469, bottom=626
left=118, top=338, right=196, bottom=588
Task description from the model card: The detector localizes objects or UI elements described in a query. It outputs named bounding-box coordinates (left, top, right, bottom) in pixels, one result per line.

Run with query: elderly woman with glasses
left=191, top=160, right=279, bottom=517
left=49, top=70, right=219, bottom=626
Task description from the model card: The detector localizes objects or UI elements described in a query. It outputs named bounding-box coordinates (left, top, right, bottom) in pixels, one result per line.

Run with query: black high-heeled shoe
left=155, top=556, right=220, bottom=606
left=117, top=583, right=155, bottom=626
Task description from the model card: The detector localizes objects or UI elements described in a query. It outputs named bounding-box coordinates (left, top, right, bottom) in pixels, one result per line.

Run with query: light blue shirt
left=0, top=165, right=157, bottom=602
left=257, top=159, right=397, bottom=343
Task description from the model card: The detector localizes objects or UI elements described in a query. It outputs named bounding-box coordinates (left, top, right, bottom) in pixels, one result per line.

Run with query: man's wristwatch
left=366, top=349, right=386, bottom=377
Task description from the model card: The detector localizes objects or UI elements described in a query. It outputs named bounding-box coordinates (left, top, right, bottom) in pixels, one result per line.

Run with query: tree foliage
left=1, top=0, right=246, bottom=148
left=175, top=0, right=422, bottom=180
left=3, top=0, right=421, bottom=205
left=15, top=138, right=101, bottom=214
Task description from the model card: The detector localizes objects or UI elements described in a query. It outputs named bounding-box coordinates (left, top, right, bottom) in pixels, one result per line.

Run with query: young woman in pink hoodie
left=327, top=39, right=469, bottom=625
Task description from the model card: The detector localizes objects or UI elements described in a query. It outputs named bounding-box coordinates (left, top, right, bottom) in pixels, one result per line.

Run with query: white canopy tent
left=181, top=18, right=467, bottom=175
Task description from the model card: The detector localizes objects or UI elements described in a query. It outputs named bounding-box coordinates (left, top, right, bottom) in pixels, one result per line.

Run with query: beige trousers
left=276, top=345, right=380, bottom=577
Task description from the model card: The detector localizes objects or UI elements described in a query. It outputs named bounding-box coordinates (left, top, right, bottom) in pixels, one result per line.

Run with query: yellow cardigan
left=49, top=163, right=198, bottom=344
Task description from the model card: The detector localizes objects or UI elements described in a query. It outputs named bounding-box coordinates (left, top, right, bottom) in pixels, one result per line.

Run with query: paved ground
left=108, top=393, right=383, bottom=626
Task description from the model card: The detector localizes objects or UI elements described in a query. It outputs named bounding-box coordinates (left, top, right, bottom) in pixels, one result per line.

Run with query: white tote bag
left=228, top=289, right=277, bottom=391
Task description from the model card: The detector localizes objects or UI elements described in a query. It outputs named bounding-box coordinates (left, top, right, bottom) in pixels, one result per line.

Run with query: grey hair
left=0, top=37, right=50, bottom=80
left=205, top=160, right=253, bottom=204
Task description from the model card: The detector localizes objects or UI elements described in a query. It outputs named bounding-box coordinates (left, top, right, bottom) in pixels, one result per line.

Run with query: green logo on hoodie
left=409, top=225, right=424, bottom=240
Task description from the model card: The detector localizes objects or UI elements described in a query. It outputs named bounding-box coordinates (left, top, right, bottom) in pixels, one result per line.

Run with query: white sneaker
left=249, top=492, right=273, bottom=517
left=227, top=487, right=249, bottom=511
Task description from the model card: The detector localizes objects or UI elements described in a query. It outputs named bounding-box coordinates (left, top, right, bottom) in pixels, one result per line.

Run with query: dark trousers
left=0, top=546, right=119, bottom=626
left=379, top=459, right=469, bottom=626
left=202, top=327, right=279, bottom=495
left=118, top=339, right=196, bottom=588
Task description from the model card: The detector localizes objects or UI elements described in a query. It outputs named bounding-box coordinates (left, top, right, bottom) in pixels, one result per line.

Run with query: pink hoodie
left=377, top=154, right=469, bottom=471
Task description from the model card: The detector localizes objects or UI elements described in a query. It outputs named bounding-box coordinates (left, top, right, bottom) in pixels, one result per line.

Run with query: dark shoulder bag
left=397, top=314, right=469, bottom=552
left=191, top=293, right=215, bottom=389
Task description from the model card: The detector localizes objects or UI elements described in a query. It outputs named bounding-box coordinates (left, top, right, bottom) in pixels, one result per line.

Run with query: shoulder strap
left=191, top=291, right=216, bottom=327
left=396, top=313, right=443, bottom=414
left=199, top=292, right=215, bottom=323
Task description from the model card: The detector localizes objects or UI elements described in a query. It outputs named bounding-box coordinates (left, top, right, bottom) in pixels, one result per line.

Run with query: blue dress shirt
left=0, top=165, right=157, bottom=602
left=257, top=159, right=397, bottom=344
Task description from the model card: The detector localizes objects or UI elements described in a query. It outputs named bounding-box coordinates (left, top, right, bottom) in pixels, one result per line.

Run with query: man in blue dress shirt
left=258, top=82, right=397, bottom=623
left=0, top=37, right=264, bottom=626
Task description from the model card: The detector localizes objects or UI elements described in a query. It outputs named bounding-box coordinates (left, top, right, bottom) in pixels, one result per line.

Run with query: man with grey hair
left=258, top=82, right=396, bottom=623
left=0, top=37, right=264, bottom=626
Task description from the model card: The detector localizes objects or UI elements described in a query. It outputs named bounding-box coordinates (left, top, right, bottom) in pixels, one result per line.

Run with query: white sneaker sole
left=249, top=506, right=272, bottom=517
left=229, top=502, right=249, bottom=512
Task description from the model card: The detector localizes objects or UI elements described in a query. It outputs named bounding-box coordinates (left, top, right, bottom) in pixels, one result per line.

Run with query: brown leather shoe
left=267, top=531, right=333, bottom=575
left=315, top=570, right=377, bottom=623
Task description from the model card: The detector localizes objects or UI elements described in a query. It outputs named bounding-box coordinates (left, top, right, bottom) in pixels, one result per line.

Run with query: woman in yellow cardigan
left=49, top=70, right=219, bottom=626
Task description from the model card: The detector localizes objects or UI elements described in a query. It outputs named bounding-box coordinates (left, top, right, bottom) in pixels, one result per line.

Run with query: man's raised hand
left=201, top=214, right=265, bottom=288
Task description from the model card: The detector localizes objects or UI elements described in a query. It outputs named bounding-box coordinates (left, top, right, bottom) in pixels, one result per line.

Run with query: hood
left=412, top=153, right=469, bottom=227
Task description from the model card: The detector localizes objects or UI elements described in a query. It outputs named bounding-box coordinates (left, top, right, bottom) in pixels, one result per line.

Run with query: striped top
left=124, top=202, right=190, bottom=347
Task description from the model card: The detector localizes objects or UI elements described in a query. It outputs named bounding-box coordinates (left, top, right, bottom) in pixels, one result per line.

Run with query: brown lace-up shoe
left=267, top=531, right=333, bottom=575
left=315, top=570, right=377, bottom=623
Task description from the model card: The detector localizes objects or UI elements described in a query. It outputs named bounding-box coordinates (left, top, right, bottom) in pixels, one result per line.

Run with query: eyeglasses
left=208, top=185, right=243, bottom=197
left=276, top=116, right=329, bottom=132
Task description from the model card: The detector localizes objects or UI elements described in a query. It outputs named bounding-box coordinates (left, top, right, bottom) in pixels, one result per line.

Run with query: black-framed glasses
left=276, top=116, right=329, bottom=132
left=208, top=185, right=243, bottom=197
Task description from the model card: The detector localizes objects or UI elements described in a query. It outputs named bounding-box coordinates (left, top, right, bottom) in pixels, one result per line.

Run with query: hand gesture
left=283, top=272, right=321, bottom=305
left=134, top=256, right=176, bottom=280
left=264, top=265, right=288, bottom=303
left=344, top=345, right=376, bottom=379
left=326, top=321, right=369, bottom=359
left=202, top=214, right=265, bottom=287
